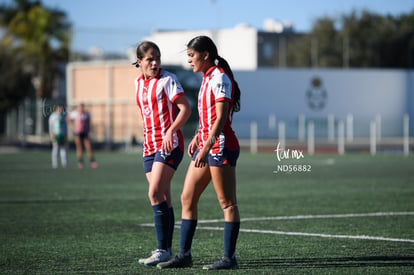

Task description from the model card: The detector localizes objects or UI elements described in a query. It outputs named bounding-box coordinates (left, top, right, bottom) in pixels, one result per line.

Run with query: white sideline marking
left=138, top=211, right=414, bottom=244
left=196, top=226, right=414, bottom=243
left=196, top=211, right=414, bottom=224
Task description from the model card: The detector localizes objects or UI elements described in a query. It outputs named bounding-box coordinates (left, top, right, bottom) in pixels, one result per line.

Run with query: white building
left=145, top=24, right=258, bottom=70
left=145, top=21, right=297, bottom=71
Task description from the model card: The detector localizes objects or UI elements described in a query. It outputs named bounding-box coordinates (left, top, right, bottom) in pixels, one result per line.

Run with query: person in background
left=134, top=41, right=191, bottom=266
left=68, top=103, right=98, bottom=168
left=48, top=103, right=68, bottom=168
left=158, top=35, right=241, bottom=270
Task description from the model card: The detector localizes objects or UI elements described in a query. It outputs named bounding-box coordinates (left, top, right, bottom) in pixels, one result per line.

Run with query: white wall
left=233, top=69, right=413, bottom=138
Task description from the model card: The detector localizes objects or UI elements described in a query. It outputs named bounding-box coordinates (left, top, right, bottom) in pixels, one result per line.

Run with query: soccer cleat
left=78, top=162, right=84, bottom=169
left=139, top=248, right=171, bottom=264
left=91, top=161, right=98, bottom=168
left=138, top=255, right=149, bottom=264
left=157, top=253, right=192, bottom=269
left=202, top=256, right=238, bottom=270
left=140, top=249, right=170, bottom=266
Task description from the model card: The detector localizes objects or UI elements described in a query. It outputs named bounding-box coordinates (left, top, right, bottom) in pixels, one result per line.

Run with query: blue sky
left=34, top=0, right=414, bottom=54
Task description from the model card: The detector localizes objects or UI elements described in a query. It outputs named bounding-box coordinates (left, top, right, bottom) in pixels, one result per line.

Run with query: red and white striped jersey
left=198, top=66, right=239, bottom=154
left=69, top=110, right=90, bottom=134
left=135, top=69, right=185, bottom=156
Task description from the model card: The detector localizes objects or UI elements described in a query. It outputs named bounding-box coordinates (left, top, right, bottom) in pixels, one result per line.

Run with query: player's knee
left=180, top=193, right=191, bottom=208
left=148, top=190, right=163, bottom=204
left=180, top=193, right=197, bottom=212
left=221, top=203, right=238, bottom=212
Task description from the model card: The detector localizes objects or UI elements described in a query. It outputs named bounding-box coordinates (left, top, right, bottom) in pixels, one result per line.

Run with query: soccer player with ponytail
left=158, top=35, right=241, bottom=270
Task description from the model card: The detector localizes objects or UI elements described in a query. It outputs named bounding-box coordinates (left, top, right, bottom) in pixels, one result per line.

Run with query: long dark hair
left=187, top=36, right=241, bottom=112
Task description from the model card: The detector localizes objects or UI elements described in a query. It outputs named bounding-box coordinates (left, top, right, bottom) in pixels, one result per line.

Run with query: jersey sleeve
left=164, top=73, right=185, bottom=103
left=212, top=73, right=232, bottom=102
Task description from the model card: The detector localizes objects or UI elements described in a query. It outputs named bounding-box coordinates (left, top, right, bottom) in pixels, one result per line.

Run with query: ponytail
left=216, top=57, right=241, bottom=113
left=187, top=35, right=241, bottom=113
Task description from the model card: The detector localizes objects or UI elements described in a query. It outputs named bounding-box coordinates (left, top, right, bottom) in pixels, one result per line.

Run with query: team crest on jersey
left=143, top=105, right=152, bottom=117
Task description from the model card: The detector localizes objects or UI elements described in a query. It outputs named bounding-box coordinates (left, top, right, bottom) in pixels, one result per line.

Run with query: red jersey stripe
left=135, top=69, right=185, bottom=156
left=197, top=66, right=239, bottom=155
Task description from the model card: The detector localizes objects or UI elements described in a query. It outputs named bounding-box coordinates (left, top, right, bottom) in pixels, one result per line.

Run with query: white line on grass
left=196, top=211, right=414, bottom=224
left=195, top=226, right=414, bottom=243
left=139, top=211, right=414, bottom=243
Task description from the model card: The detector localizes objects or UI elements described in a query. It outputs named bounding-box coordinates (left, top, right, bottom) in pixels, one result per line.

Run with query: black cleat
left=203, top=256, right=238, bottom=270
left=157, top=253, right=192, bottom=269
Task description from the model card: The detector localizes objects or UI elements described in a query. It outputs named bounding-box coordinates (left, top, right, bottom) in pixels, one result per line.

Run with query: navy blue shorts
left=74, top=132, right=89, bottom=139
left=143, top=147, right=184, bottom=173
left=192, top=148, right=239, bottom=167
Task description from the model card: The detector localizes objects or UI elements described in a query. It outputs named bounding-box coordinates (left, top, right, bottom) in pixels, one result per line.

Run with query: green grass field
left=1, top=148, right=413, bottom=274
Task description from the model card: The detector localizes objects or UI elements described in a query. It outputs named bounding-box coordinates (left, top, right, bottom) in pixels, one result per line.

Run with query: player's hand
left=162, top=130, right=173, bottom=154
left=194, top=148, right=208, bottom=168
left=187, top=135, right=198, bottom=157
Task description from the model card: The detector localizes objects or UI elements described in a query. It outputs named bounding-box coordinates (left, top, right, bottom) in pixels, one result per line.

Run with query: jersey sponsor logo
left=174, top=80, right=183, bottom=91
left=216, top=82, right=226, bottom=94
left=222, top=82, right=230, bottom=94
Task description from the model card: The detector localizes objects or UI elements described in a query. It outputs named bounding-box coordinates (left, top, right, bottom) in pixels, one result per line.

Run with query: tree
left=387, top=11, right=414, bottom=68
left=0, top=0, right=71, bottom=99
left=342, top=10, right=386, bottom=67
left=286, top=18, right=342, bottom=68
left=339, top=9, right=414, bottom=68
left=0, top=46, right=33, bottom=112
left=287, top=9, right=414, bottom=68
